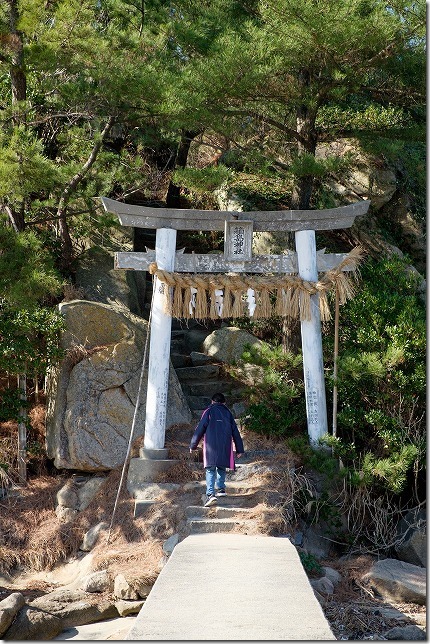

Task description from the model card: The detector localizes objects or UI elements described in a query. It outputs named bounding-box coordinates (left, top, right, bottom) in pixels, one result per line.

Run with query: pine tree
left=171, top=0, right=426, bottom=208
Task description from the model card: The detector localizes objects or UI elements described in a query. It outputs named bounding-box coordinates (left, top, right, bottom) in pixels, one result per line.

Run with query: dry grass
left=0, top=424, right=426, bottom=641
left=64, top=343, right=109, bottom=368
left=0, top=476, right=71, bottom=573
left=63, top=284, right=86, bottom=301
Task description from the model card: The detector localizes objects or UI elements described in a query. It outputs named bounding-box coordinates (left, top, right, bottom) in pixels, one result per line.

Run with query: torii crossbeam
left=101, top=197, right=370, bottom=449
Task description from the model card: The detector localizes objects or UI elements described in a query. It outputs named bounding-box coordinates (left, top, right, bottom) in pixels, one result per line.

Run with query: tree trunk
left=290, top=70, right=317, bottom=211
left=56, top=116, right=116, bottom=269
left=1, top=203, right=25, bottom=232
left=165, top=130, right=201, bottom=207
left=17, top=373, right=27, bottom=483
left=8, top=0, right=27, bottom=107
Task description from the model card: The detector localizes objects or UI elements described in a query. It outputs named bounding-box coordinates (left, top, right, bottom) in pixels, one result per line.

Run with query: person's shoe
left=204, top=494, right=218, bottom=507
left=216, top=489, right=227, bottom=496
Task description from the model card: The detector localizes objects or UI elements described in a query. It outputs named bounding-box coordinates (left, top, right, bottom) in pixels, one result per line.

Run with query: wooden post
left=295, top=230, right=328, bottom=445
left=144, top=228, right=177, bottom=450
left=17, top=373, right=27, bottom=482
left=332, top=286, right=340, bottom=441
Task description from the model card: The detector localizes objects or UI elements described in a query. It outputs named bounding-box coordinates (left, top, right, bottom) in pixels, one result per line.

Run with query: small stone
left=322, top=566, right=342, bottom=586
left=115, top=599, right=145, bottom=617
left=80, top=570, right=112, bottom=593
left=384, top=625, right=426, bottom=640
left=55, top=505, right=78, bottom=522
left=77, top=477, right=106, bottom=511
left=56, top=483, right=79, bottom=509
left=163, top=534, right=179, bottom=556
left=134, top=579, right=154, bottom=599
left=113, top=574, right=139, bottom=600
left=80, top=521, right=108, bottom=551
left=310, top=577, right=334, bottom=595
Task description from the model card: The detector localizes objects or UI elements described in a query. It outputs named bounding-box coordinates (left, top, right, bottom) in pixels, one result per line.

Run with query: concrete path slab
left=125, top=533, right=335, bottom=640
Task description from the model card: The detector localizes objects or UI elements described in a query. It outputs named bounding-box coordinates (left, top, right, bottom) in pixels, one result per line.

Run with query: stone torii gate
left=101, top=197, right=369, bottom=450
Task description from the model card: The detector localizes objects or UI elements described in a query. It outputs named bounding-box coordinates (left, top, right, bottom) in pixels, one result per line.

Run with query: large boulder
left=46, top=301, right=191, bottom=471
left=0, top=592, right=25, bottom=637
left=2, top=606, right=63, bottom=641
left=395, top=509, right=426, bottom=568
left=202, top=327, right=263, bottom=365
left=362, top=558, right=426, bottom=605
left=73, top=245, right=147, bottom=316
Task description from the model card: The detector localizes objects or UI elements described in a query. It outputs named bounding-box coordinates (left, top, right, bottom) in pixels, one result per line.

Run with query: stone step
left=171, top=353, right=192, bottom=368
left=187, top=518, right=256, bottom=534
left=186, top=395, right=212, bottom=410
left=127, top=458, right=180, bottom=495
left=189, top=351, right=213, bottom=367
left=185, top=505, right=254, bottom=520
left=175, top=365, right=220, bottom=381
left=181, top=381, right=236, bottom=396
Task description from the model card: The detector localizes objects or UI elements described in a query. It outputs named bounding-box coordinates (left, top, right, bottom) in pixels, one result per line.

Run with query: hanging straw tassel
left=260, top=288, right=272, bottom=319
left=252, top=290, right=263, bottom=319
left=195, top=286, right=208, bottom=319
left=298, top=283, right=313, bottom=321
left=209, top=288, right=218, bottom=319
left=289, top=285, right=301, bottom=320
left=222, top=285, right=233, bottom=318
left=172, top=284, right=184, bottom=319
left=182, top=287, right=193, bottom=319
left=318, top=290, right=331, bottom=322
left=232, top=289, right=246, bottom=318
left=275, top=288, right=286, bottom=317
left=336, top=271, right=356, bottom=304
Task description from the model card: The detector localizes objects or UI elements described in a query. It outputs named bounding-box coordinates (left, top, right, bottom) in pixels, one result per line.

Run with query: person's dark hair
left=211, top=392, right=226, bottom=404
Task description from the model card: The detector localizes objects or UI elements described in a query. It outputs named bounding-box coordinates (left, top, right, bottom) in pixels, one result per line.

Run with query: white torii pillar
left=295, top=229, right=328, bottom=445
left=144, top=227, right=177, bottom=450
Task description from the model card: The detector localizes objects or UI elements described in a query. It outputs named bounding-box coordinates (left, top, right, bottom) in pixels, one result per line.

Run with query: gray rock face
left=74, top=246, right=146, bottom=316
left=203, top=327, right=263, bottom=365
left=362, top=558, right=426, bottom=605
left=395, top=509, right=426, bottom=568
left=113, top=574, right=140, bottom=600
left=80, top=521, right=109, bottom=552
left=80, top=570, right=112, bottom=593
left=46, top=301, right=191, bottom=471
left=29, top=591, right=118, bottom=629
left=384, top=625, right=426, bottom=640
left=3, top=606, right=63, bottom=641
left=0, top=592, right=25, bottom=637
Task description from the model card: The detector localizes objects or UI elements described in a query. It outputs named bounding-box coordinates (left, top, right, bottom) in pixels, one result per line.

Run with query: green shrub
left=239, top=343, right=306, bottom=437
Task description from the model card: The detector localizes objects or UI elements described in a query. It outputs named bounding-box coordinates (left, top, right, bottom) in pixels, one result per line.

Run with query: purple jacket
left=190, top=402, right=244, bottom=469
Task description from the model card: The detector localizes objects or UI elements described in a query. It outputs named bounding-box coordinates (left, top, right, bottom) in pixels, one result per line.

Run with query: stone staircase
left=170, top=322, right=247, bottom=420
left=183, top=466, right=266, bottom=537
left=127, top=318, right=250, bottom=519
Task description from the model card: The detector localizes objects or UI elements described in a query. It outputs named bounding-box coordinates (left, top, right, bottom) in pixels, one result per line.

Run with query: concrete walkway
left=125, top=533, right=335, bottom=640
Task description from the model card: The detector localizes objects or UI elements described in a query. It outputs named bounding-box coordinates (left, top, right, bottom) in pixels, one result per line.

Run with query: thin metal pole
left=106, top=289, right=154, bottom=544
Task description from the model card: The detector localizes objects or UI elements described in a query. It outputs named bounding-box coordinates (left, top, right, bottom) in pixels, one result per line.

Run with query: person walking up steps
left=190, top=393, right=245, bottom=507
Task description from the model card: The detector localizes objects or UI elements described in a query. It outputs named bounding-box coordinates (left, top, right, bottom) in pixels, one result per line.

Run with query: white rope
left=106, top=279, right=156, bottom=544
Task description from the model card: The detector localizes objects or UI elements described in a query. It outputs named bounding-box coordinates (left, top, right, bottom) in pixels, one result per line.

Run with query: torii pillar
left=101, top=198, right=369, bottom=453
left=295, top=230, right=327, bottom=444
left=144, top=227, right=177, bottom=449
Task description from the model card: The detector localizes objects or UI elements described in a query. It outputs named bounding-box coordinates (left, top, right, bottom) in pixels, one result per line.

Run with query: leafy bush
left=239, top=343, right=306, bottom=437
left=173, top=165, right=232, bottom=193
left=325, top=254, right=426, bottom=497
